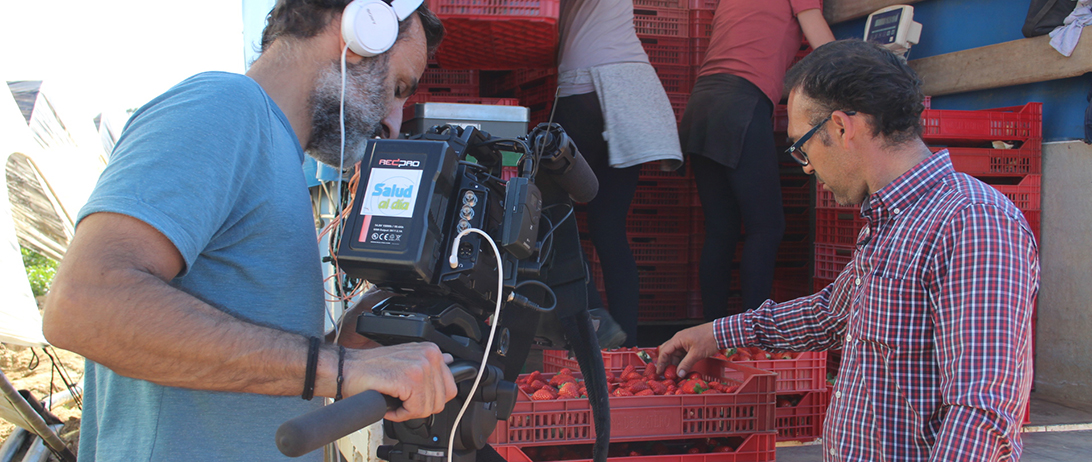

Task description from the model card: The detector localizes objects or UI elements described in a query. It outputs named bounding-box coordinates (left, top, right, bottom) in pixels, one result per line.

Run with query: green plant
left=21, top=247, right=57, bottom=297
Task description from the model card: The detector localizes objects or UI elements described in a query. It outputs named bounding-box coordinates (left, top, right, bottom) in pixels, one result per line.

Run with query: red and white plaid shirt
left=716, top=150, right=1038, bottom=461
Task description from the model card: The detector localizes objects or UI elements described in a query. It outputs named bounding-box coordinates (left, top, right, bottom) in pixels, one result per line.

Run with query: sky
left=1, top=0, right=248, bottom=122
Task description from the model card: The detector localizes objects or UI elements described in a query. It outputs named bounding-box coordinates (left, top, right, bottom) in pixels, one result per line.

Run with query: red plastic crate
left=814, top=208, right=867, bottom=246
left=688, top=10, right=714, bottom=39
left=429, top=0, right=560, bottom=70
left=782, top=208, right=810, bottom=238
left=633, top=178, right=693, bottom=207
left=690, top=38, right=709, bottom=67
left=654, top=65, right=694, bottom=94
left=415, top=83, right=480, bottom=98
left=986, top=174, right=1041, bottom=211
left=577, top=206, right=691, bottom=235
left=641, top=36, right=692, bottom=67
left=725, top=351, right=826, bottom=394
left=640, top=161, right=691, bottom=180
left=638, top=290, right=692, bottom=322
left=780, top=176, right=812, bottom=208
left=920, top=103, right=1042, bottom=146
left=633, top=7, right=689, bottom=38
left=635, top=0, right=687, bottom=8
left=491, top=360, right=777, bottom=445
left=591, top=262, right=689, bottom=293
left=420, top=67, right=480, bottom=86
left=492, top=432, right=777, bottom=462
left=633, top=234, right=694, bottom=264
left=771, top=267, right=811, bottom=303
left=542, top=349, right=650, bottom=374
left=772, top=104, right=788, bottom=133
left=775, top=390, right=830, bottom=442
left=813, top=277, right=835, bottom=293
left=518, top=76, right=559, bottom=107
left=688, top=0, right=720, bottom=10
left=667, top=92, right=690, bottom=122
left=814, top=244, right=854, bottom=281
left=815, top=183, right=856, bottom=210
left=932, top=145, right=1042, bottom=177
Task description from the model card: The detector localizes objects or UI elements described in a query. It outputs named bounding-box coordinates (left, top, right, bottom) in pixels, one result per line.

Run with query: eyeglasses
left=785, top=111, right=856, bottom=166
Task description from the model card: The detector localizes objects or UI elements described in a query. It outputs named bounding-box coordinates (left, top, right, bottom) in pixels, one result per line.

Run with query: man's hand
left=342, top=342, right=458, bottom=422
left=655, top=322, right=720, bottom=378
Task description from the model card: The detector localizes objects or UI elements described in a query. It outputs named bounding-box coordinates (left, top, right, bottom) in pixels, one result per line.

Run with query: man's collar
left=863, top=149, right=953, bottom=221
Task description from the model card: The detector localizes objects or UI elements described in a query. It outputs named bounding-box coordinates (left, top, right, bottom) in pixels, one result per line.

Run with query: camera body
left=336, top=124, right=579, bottom=462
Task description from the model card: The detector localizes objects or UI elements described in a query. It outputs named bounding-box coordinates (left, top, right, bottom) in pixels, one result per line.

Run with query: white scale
left=864, top=5, right=923, bottom=56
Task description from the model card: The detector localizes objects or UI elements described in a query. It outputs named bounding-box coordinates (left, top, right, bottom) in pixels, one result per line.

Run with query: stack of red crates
left=579, top=164, right=695, bottom=323
left=499, top=351, right=778, bottom=462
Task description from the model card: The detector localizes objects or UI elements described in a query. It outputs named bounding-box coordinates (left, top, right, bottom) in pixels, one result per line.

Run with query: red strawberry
left=625, top=380, right=650, bottom=393
left=531, top=389, right=554, bottom=400
left=559, top=382, right=579, bottom=396
left=666, top=385, right=678, bottom=395
left=687, top=447, right=702, bottom=454
left=529, top=379, right=547, bottom=391
left=612, top=388, right=634, bottom=397
left=664, top=364, right=679, bottom=381
left=525, top=370, right=541, bottom=384
left=549, top=374, right=577, bottom=387
left=709, top=381, right=726, bottom=392
left=622, top=372, right=643, bottom=382
left=558, top=368, right=573, bottom=376
left=519, top=384, right=534, bottom=394
left=643, top=363, right=658, bottom=379
left=605, top=371, right=617, bottom=383
left=634, top=389, right=656, bottom=396
left=648, top=380, right=668, bottom=395
left=621, top=365, right=636, bottom=377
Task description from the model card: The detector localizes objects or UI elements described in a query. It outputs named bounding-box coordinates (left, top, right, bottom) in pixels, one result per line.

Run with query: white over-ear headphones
left=341, top=0, right=425, bottom=57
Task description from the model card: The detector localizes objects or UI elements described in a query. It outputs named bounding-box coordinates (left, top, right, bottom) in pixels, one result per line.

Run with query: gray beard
left=306, top=54, right=390, bottom=169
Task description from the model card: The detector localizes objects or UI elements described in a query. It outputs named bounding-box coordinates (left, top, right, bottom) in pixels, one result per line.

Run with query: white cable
left=330, top=44, right=350, bottom=341
left=445, top=227, right=504, bottom=462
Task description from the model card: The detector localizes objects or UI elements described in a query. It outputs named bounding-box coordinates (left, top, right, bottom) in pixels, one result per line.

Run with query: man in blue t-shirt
left=42, top=1, right=449, bottom=460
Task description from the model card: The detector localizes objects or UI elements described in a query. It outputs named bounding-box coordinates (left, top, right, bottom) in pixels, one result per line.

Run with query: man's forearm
left=45, top=264, right=337, bottom=397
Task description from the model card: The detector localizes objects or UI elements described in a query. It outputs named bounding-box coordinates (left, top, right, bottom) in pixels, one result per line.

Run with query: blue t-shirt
left=76, top=72, right=325, bottom=461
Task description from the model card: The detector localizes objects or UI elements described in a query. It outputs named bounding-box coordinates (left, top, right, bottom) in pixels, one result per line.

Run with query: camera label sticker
left=361, top=167, right=423, bottom=218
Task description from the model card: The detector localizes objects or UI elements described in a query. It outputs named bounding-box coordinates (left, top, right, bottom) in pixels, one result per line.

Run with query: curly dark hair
left=784, top=39, right=925, bottom=146
left=259, top=0, right=444, bottom=55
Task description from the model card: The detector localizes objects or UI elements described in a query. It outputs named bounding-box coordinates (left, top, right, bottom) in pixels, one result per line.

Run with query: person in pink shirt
left=679, top=0, right=833, bottom=320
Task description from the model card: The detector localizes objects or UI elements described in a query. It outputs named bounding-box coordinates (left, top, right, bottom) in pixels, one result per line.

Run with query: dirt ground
left=0, top=341, right=83, bottom=456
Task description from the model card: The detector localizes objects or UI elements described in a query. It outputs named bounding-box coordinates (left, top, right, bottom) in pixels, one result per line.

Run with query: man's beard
left=306, top=55, right=391, bottom=168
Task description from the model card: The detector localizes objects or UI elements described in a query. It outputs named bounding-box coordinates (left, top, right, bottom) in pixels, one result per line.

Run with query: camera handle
left=276, top=361, right=480, bottom=458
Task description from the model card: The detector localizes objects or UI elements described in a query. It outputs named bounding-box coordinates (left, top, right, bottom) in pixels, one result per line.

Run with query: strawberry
left=612, top=388, right=634, bottom=397
left=648, top=380, right=668, bottom=395
left=529, top=379, right=547, bottom=391
left=525, top=370, right=541, bottom=385
left=709, top=381, right=726, bottom=392
left=605, top=371, right=617, bottom=383
left=664, top=364, right=679, bottom=381
left=558, top=390, right=580, bottom=400
left=559, top=382, right=579, bottom=396
left=622, top=372, right=643, bottom=382
left=531, top=389, right=555, bottom=400
left=558, top=368, right=573, bottom=376
left=702, top=388, right=722, bottom=394
left=643, top=363, right=658, bottom=379
left=666, top=385, right=678, bottom=395
left=687, top=447, right=703, bottom=454
left=549, top=374, right=577, bottom=387
left=621, top=365, right=636, bottom=378
left=625, top=380, right=650, bottom=393
left=519, top=384, right=534, bottom=394
left=634, top=389, right=656, bottom=396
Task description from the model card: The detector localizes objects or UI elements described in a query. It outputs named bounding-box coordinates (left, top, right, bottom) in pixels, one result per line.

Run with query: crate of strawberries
left=712, top=347, right=828, bottom=394
left=492, top=432, right=777, bottom=462
left=489, top=357, right=776, bottom=446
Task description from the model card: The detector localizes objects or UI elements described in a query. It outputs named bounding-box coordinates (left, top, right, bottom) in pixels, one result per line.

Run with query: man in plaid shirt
left=657, top=39, right=1039, bottom=461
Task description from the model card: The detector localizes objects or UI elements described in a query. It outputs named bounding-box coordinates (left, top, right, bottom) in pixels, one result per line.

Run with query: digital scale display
left=867, top=9, right=903, bottom=45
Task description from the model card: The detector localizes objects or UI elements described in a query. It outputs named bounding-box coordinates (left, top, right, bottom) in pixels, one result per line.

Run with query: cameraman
left=42, top=1, right=450, bottom=461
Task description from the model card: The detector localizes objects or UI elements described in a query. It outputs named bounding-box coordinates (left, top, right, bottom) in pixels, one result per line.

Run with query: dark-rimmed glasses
left=785, top=111, right=856, bottom=166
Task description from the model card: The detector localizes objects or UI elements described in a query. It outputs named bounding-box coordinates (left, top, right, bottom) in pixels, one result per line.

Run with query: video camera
left=276, top=123, right=611, bottom=462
